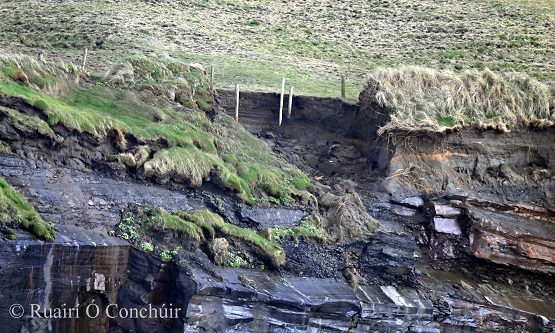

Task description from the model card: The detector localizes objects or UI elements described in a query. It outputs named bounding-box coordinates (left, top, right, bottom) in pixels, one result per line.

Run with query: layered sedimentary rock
left=376, top=128, right=555, bottom=274
left=0, top=91, right=553, bottom=333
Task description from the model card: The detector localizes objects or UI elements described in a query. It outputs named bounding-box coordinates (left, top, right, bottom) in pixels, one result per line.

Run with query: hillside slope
left=0, top=0, right=553, bottom=97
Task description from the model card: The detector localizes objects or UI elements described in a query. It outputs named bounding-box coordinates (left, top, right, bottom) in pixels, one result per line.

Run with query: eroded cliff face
left=378, top=129, right=555, bottom=273
left=216, top=90, right=555, bottom=332
left=0, top=91, right=553, bottom=333
left=0, top=238, right=192, bottom=333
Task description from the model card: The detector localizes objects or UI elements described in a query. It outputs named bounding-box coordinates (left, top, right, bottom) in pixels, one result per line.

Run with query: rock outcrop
left=0, top=90, right=553, bottom=333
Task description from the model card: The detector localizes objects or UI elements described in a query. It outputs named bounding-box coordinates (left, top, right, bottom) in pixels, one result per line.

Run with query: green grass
left=151, top=209, right=204, bottom=241
left=0, top=105, right=57, bottom=139
left=172, top=51, right=361, bottom=99
left=0, top=53, right=311, bottom=204
left=177, top=209, right=221, bottom=240
left=271, top=220, right=328, bottom=243
left=0, top=176, right=55, bottom=240
left=0, top=140, right=11, bottom=154
left=0, top=0, right=553, bottom=97
left=141, top=147, right=218, bottom=187
left=153, top=208, right=286, bottom=267
left=361, top=66, right=555, bottom=134
left=220, top=222, right=285, bottom=268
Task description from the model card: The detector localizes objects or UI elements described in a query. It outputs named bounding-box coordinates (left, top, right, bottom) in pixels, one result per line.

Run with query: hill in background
left=0, top=0, right=553, bottom=98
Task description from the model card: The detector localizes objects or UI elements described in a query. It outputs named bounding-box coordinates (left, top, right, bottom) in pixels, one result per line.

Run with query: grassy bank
left=0, top=53, right=311, bottom=204
left=0, top=176, right=55, bottom=241
left=361, top=66, right=555, bottom=134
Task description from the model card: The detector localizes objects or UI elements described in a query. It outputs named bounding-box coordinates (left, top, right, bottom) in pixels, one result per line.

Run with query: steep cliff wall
left=0, top=87, right=553, bottom=332
left=217, top=90, right=555, bottom=332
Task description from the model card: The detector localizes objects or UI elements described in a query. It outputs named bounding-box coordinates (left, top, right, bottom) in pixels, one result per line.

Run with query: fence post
left=82, top=48, right=88, bottom=72
left=288, top=86, right=294, bottom=118
left=235, top=83, right=240, bottom=122
left=341, top=74, right=346, bottom=98
left=279, top=78, right=285, bottom=126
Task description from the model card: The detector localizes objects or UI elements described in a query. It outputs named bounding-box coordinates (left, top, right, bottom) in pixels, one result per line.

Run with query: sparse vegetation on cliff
left=0, top=176, right=55, bottom=241
left=124, top=206, right=286, bottom=268
left=361, top=66, right=555, bottom=134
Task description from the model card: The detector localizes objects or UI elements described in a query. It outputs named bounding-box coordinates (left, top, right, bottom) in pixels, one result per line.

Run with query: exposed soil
left=217, top=89, right=555, bottom=330
left=0, top=87, right=554, bottom=332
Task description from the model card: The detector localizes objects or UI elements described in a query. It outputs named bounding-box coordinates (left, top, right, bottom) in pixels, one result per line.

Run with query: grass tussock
left=361, top=66, right=555, bottom=134
left=118, top=145, right=150, bottom=168
left=0, top=53, right=311, bottom=204
left=0, top=176, right=55, bottom=240
left=152, top=209, right=285, bottom=267
left=143, top=147, right=219, bottom=187
left=270, top=216, right=329, bottom=243
left=0, top=140, right=12, bottom=154
left=0, top=53, right=77, bottom=95
left=151, top=209, right=204, bottom=242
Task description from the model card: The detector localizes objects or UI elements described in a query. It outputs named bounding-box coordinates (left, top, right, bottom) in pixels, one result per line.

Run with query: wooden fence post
left=341, top=74, right=346, bottom=98
left=82, top=48, right=88, bottom=72
left=279, top=78, right=285, bottom=126
left=288, top=86, right=294, bottom=118
left=235, top=83, right=240, bottom=122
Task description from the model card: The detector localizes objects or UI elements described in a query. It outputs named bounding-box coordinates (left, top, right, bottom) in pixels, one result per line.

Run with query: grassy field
left=0, top=0, right=553, bottom=99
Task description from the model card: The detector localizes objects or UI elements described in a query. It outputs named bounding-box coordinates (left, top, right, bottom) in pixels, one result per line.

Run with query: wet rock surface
left=0, top=92, right=554, bottom=332
left=184, top=269, right=435, bottom=333
left=217, top=92, right=555, bottom=332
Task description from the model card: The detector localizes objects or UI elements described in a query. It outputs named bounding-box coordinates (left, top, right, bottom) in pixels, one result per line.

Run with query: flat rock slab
left=434, top=217, right=462, bottom=235
left=186, top=268, right=435, bottom=333
left=239, top=206, right=307, bottom=230
left=0, top=156, right=206, bottom=234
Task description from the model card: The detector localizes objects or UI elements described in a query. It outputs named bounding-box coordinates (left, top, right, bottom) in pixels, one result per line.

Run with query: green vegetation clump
left=143, top=147, right=219, bottom=187
left=140, top=241, right=154, bottom=252
left=150, top=208, right=286, bottom=268
left=227, top=252, right=247, bottom=268
left=0, top=53, right=311, bottom=204
left=271, top=219, right=328, bottom=243
left=0, top=140, right=12, bottom=154
left=0, top=176, right=55, bottom=240
left=152, top=209, right=204, bottom=242
left=32, top=99, right=49, bottom=111
left=0, top=54, right=62, bottom=91
left=160, top=248, right=180, bottom=261
left=361, top=66, right=555, bottom=134
left=219, top=222, right=285, bottom=267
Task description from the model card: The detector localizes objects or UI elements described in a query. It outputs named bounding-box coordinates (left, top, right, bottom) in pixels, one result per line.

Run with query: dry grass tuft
left=119, top=145, right=150, bottom=168
left=318, top=191, right=383, bottom=242
left=0, top=53, right=85, bottom=96
left=361, top=66, right=555, bottom=135
left=143, top=147, right=218, bottom=187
